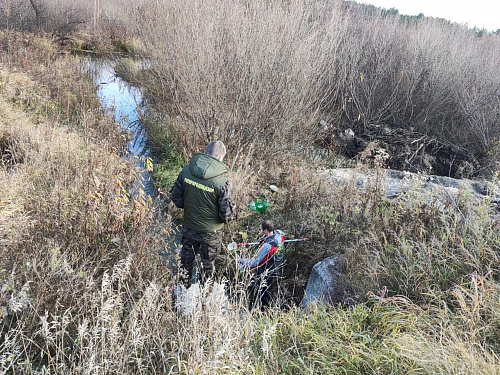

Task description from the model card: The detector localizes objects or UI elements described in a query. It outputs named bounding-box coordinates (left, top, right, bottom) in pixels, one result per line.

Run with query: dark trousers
left=251, top=272, right=274, bottom=307
left=251, top=254, right=284, bottom=308
left=178, top=228, right=222, bottom=288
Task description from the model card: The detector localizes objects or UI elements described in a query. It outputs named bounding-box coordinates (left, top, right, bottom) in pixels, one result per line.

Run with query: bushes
left=132, top=0, right=343, bottom=163
left=0, top=0, right=89, bottom=35
left=3, top=1, right=499, bottom=172
left=112, top=0, right=500, bottom=176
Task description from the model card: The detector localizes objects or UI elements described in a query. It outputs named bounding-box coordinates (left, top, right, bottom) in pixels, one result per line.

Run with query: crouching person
left=238, top=220, right=284, bottom=309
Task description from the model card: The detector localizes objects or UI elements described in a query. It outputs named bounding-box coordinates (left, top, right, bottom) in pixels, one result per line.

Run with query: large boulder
left=320, top=168, right=500, bottom=207
left=301, top=256, right=343, bottom=306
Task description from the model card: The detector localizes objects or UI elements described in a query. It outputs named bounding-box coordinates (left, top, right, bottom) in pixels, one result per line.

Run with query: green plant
left=152, top=148, right=186, bottom=190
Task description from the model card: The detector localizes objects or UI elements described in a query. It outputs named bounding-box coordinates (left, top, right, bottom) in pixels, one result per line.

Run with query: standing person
left=170, top=141, right=236, bottom=289
left=238, top=220, right=285, bottom=308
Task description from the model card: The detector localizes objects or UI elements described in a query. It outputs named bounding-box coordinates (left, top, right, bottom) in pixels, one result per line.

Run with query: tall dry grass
left=106, top=0, right=500, bottom=177
left=0, top=32, right=171, bottom=372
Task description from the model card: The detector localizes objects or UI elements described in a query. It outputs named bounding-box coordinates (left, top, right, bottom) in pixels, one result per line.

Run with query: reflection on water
left=85, top=58, right=156, bottom=198
left=84, top=57, right=182, bottom=270
left=95, top=62, right=148, bottom=156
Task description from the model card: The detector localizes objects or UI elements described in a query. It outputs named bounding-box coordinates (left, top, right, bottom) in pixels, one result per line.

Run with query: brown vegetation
left=1, top=0, right=500, bottom=373
left=114, top=0, right=500, bottom=179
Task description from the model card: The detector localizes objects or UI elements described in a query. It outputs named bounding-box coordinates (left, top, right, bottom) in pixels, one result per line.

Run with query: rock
left=381, top=127, right=391, bottom=135
left=344, top=128, right=355, bottom=139
left=269, top=184, right=279, bottom=192
left=320, top=168, right=500, bottom=206
left=301, top=256, right=343, bottom=306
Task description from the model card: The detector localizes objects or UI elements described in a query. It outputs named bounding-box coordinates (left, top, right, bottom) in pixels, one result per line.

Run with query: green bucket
left=250, top=197, right=269, bottom=214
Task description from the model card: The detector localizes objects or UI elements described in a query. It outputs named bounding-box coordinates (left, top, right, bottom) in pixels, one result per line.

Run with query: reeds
left=109, top=0, right=500, bottom=177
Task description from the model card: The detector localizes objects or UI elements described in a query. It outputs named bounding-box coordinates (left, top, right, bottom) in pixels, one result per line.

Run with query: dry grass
left=107, top=0, right=500, bottom=178
left=1, top=3, right=500, bottom=372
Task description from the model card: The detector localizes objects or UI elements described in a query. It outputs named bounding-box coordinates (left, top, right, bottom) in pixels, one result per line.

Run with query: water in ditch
left=84, top=57, right=181, bottom=270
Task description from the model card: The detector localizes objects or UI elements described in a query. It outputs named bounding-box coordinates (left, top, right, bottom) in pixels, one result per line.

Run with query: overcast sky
left=359, top=0, right=500, bottom=31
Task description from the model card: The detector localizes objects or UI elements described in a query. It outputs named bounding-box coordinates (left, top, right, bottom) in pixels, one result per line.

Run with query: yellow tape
left=185, top=178, right=215, bottom=193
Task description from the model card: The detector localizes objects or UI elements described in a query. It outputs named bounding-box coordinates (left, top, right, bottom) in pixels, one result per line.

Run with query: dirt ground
left=329, top=123, right=481, bottom=179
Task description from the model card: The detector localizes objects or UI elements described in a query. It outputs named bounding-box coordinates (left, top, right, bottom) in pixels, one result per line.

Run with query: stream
left=85, top=58, right=155, bottom=197
left=84, top=57, right=181, bottom=270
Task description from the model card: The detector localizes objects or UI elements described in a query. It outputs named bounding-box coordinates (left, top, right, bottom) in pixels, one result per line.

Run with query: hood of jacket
left=265, top=229, right=284, bottom=247
left=189, top=153, right=228, bottom=180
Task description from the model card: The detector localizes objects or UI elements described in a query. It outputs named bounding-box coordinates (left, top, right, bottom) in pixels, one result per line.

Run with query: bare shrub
left=402, top=19, right=500, bottom=152
left=130, top=0, right=348, bottom=166
left=0, top=0, right=89, bottom=34
left=333, top=6, right=410, bottom=127
left=111, top=0, right=500, bottom=176
left=333, top=8, right=500, bottom=175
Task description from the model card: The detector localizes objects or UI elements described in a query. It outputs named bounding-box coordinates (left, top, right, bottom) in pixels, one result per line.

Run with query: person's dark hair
left=205, top=141, right=226, bottom=159
left=260, top=220, right=274, bottom=233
